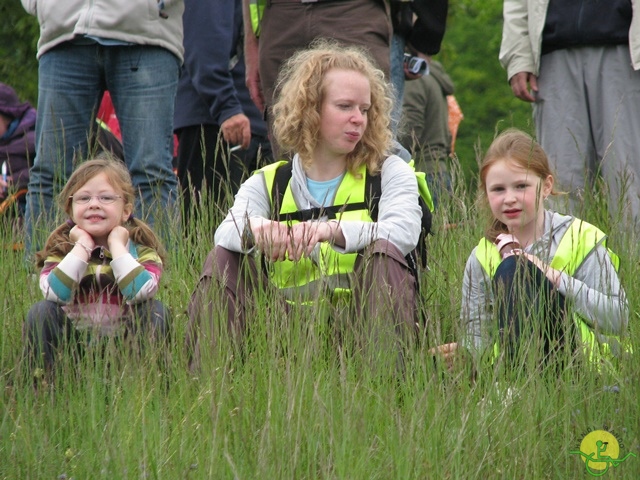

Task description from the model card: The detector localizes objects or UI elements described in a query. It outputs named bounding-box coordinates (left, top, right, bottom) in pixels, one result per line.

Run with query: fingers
left=240, top=125, right=251, bottom=150
left=244, top=40, right=264, bottom=112
left=528, top=74, right=539, bottom=94
left=509, top=72, right=537, bottom=102
left=429, top=342, right=458, bottom=357
left=254, top=221, right=288, bottom=261
left=221, top=114, right=252, bottom=149
left=287, top=222, right=319, bottom=261
left=69, top=225, right=91, bottom=244
left=428, top=342, right=461, bottom=372
left=253, top=221, right=322, bottom=262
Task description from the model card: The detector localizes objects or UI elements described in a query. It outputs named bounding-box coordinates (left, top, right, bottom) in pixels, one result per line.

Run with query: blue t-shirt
left=306, top=174, right=345, bottom=207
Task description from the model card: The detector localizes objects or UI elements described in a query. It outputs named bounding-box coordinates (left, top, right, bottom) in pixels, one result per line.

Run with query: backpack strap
left=270, top=161, right=369, bottom=222
left=365, top=170, right=382, bottom=221
left=271, top=160, right=294, bottom=217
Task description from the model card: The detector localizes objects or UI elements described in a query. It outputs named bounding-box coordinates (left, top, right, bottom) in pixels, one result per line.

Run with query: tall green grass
left=1, top=164, right=639, bottom=479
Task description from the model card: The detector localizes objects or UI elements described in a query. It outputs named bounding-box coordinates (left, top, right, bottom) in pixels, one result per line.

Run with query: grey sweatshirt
left=461, top=210, right=628, bottom=355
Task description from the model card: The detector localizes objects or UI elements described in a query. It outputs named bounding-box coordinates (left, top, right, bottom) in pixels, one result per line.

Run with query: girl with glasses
left=24, top=158, right=171, bottom=378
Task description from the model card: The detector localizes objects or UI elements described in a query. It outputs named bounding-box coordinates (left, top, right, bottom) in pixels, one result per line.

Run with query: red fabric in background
left=97, top=91, right=179, bottom=158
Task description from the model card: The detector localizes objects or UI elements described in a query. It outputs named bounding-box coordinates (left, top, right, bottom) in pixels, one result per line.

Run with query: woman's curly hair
left=271, top=39, right=393, bottom=175
left=35, top=158, right=166, bottom=267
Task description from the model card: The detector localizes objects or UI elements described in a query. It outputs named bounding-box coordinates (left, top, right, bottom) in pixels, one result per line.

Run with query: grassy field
left=1, top=167, right=639, bottom=479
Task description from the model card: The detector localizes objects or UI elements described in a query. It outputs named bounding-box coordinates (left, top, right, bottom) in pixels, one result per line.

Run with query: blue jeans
left=389, top=33, right=406, bottom=136
left=25, top=42, right=180, bottom=255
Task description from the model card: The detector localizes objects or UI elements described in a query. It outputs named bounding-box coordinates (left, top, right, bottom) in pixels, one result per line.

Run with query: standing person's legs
left=389, top=33, right=406, bottom=135
left=258, top=2, right=312, bottom=123
left=259, top=0, right=391, bottom=121
left=229, top=134, right=273, bottom=192
left=535, top=49, right=594, bottom=215
left=312, top=0, right=391, bottom=78
left=25, top=44, right=104, bottom=257
left=105, top=46, right=180, bottom=229
left=586, top=45, right=640, bottom=220
left=176, top=124, right=222, bottom=221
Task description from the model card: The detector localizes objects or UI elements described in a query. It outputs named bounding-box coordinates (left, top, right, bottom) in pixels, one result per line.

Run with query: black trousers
left=493, top=255, right=572, bottom=366
left=23, top=299, right=171, bottom=372
left=176, top=124, right=272, bottom=221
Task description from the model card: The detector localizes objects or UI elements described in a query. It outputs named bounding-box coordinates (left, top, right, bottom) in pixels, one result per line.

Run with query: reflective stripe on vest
left=249, top=0, right=265, bottom=37
left=474, top=218, right=629, bottom=364
left=259, top=161, right=372, bottom=298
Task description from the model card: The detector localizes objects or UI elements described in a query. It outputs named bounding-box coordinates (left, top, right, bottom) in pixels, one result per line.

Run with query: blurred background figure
left=400, top=58, right=456, bottom=207
left=500, top=0, right=640, bottom=219
left=388, top=0, right=448, bottom=134
left=174, top=0, right=271, bottom=224
left=0, top=83, right=36, bottom=222
left=20, top=0, right=184, bottom=258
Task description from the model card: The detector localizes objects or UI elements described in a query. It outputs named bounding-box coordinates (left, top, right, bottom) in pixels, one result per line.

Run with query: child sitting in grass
left=24, top=158, right=170, bottom=374
left=435, top=129, right=629, bottom=371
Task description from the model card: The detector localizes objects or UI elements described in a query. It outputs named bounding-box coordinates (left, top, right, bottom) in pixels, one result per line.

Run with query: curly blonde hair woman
left=272, top=39, right=393, bottom=176
left=187, top=40, right=422, bottom=371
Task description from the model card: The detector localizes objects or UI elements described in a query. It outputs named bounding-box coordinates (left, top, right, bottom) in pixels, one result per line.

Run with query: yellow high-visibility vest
left=474, top=218, right=631, bottom=366
left=249, top=0, right=265, bottom=37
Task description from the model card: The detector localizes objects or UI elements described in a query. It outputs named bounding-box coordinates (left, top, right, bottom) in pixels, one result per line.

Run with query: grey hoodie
left=461, top=210, right=628, bottom=356
left=21, top=0, right=184, bottom=61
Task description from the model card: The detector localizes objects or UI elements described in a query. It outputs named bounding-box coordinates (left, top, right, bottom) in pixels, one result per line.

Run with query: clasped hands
left=495, top=233, right=562, bottom=288
left=248, top=218, right=340, bottom=262
left=69, top=225, right=130, bottom=259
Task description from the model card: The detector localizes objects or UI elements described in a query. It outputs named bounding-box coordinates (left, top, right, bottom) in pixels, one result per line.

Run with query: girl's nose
left=505, top=189, right=517, bottom=203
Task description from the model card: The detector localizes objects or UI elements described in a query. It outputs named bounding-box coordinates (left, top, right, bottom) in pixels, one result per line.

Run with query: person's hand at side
left=429, top=342, right=460, bottom=372
left=244, top=35, right=264, bottom=112
left=221, top=113, right=252, bottom=150
left=0, top=175, right=9, bottom=199
left=509, top=71, right=538, bottom=102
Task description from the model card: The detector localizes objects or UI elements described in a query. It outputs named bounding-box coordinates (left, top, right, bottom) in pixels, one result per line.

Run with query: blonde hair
left=479, top=128, right=560, bottom=240
left=36, top=158, right=166, bottom=267
left=271, top=39, right=393, bottom=175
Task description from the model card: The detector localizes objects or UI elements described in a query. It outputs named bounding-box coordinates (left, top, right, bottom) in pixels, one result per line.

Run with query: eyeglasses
left=70, top=194, right=122, bottom=205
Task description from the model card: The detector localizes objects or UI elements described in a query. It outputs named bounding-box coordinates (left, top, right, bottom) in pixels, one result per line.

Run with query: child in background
left=24, top=158, right=170, bottom=372
left=436, top=129, right=629, bottom=371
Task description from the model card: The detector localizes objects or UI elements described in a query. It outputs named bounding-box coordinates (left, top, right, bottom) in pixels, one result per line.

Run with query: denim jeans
left=25, top=42, right=180, bottom=255
left=389, top=33, right=406, bottom=136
